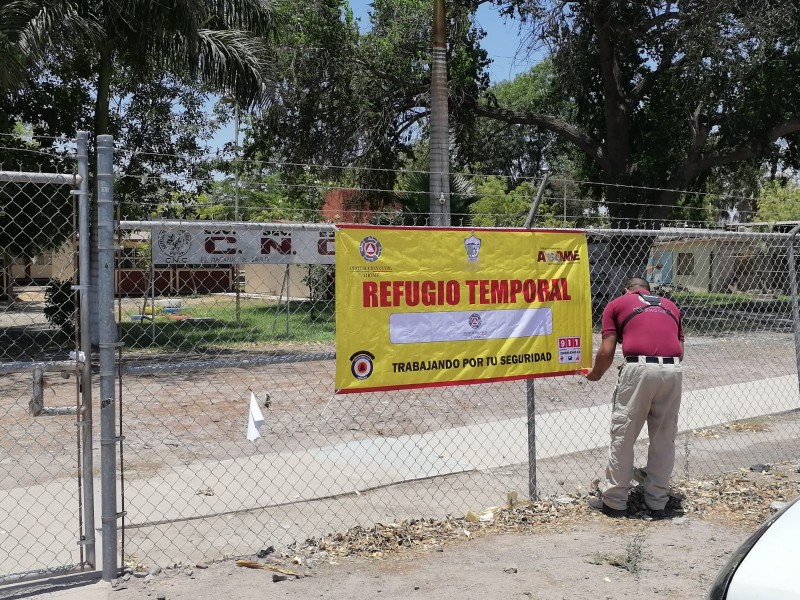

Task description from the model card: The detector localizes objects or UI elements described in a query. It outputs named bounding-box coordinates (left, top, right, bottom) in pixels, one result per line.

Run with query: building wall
left=244, top=264, right=312, bottom=299
left=652, top=240, right=755, bottom=293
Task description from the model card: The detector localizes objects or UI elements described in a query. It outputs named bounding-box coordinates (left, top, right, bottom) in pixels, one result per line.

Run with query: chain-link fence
left=113, top=216, right=800, bottom=571
left=0, top=136, right=95, bottom=584
left=2, top=134, right=799, bottom=583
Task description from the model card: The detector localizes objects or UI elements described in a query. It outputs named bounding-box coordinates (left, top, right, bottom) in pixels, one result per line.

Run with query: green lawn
left=119, top=299, right=334, bottom=350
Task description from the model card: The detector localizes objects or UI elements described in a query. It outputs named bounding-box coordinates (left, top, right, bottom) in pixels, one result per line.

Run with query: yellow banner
left=335, top=226, right=592, bottom=393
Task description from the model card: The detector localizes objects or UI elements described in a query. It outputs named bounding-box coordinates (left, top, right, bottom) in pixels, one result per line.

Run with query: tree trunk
left=429, top=0, right=450, bottom=226
left=605, top=186, right=656, bottom=288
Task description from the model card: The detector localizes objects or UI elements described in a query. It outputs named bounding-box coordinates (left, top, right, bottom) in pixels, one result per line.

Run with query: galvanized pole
left=234, top=104, right=241, bottom=324
left=523, top=177, right=550, bottom=500
left=525, top=378, right=537, bottom=500
left=96, top=135, right=119, bottom=581
left=523, top=173, right=550, bottom=229
left=75, top=131, right=96, bottom=568
left=787, top=223, right=800, bottom=404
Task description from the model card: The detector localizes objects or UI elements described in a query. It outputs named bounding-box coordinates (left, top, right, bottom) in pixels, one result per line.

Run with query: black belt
left=625, top=356, right=678, bottom=364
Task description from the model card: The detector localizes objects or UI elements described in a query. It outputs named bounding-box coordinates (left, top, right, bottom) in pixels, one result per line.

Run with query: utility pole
left=430, top=0, right=450, bottom=226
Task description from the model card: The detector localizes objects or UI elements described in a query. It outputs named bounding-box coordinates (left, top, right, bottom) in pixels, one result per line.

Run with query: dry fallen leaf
left=236, top=560, right=299, bottom=576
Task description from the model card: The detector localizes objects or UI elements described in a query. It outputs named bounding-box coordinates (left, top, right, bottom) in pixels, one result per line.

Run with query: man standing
left=585, top=277, right=684, bottom=518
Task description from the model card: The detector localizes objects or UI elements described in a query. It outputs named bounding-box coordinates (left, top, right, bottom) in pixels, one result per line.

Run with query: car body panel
left=725, top=496, right=800, bottom=600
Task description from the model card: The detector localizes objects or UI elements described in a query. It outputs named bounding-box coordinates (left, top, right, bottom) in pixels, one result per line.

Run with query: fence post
left=523, top=176, right=551, bottom=501
left=96, top=134, right=119, bottom=581
left=525, top=379, right=537, bottom=500
left=76, top=131, right=96, bottom=568
left=787, top=223, right=800, bottom=403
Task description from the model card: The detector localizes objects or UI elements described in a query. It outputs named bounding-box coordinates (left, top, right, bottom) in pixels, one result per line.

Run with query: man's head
left=623, top=277, right=650, bottom=294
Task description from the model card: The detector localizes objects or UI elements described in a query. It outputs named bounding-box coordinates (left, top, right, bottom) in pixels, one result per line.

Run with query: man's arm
left=586, top=334, right=618, bottom=381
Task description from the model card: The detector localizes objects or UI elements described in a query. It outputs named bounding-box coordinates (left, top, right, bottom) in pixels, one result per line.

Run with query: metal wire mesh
left=114, top=217, right=800, bottom=570
left=0, top=170, right=88, bottom=582
left=535, top=229, right=800, bottom=500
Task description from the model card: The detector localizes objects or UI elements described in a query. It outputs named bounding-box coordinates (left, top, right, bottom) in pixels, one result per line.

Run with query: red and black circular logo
left=350, top=350, right=375, bottom=380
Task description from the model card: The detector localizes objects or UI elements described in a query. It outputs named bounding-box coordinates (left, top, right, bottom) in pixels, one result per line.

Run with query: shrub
left=44, top=279, right=77, bottom=337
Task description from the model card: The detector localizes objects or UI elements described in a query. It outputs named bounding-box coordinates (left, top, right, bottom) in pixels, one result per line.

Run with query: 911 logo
left=350, top=350, right=375, bottom=380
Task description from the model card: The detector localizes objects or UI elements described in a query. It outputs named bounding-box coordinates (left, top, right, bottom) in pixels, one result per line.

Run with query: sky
left=210, top=1, right=530, bottom=152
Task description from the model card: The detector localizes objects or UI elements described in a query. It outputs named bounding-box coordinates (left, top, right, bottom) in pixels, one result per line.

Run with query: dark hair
left=624, top=277, right=650, bottom=292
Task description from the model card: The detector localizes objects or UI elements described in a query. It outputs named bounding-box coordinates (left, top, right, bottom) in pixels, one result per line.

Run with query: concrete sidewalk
left=39, top=581, right=109, bottom=600
left=121, top=373, right=798, bottom=526
left=0, top=578, right=110, bottom=600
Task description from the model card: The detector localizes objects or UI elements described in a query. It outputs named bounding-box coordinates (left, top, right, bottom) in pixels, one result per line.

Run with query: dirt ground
left=107, top=463, right=800, bottom=600
left=1, top=330, right=795, bottom=489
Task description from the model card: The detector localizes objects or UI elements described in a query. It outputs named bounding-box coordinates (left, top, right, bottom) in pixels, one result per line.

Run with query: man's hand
left=585, top=334, right=617, bottom=383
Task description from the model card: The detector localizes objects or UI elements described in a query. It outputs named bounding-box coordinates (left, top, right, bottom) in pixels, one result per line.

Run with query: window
left=677, top=252, right=695, bottom=276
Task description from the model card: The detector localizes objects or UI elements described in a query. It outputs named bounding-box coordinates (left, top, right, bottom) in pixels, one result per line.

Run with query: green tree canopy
left=460, top=61, right=572, bottom=184
left=246, top=0, right=491, bottom=205
left=755, top=181, right=800, bottom=223
left=471, top=176, right=575, bottom=228
left=478, top=0, right=800, bottom=227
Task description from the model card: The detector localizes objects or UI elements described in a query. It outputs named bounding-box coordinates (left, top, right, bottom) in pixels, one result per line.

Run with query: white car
left=709, top=495, right=800, bottom=599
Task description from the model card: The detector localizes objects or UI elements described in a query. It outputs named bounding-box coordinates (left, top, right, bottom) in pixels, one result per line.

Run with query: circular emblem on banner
left=468, top=313, right=482, bottom=330
left=157, top=228, right=192, bottom=259
left=350, top=351, right=375, bottom=380
left=359, top=236, right=382, bottom=262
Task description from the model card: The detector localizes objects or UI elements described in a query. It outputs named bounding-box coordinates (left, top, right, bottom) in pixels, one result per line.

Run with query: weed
left=587, top=533, right=646, bottom=576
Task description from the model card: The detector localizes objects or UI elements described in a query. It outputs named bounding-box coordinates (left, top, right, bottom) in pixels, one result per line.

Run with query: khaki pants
left=601, top=362, right=683, bottom=511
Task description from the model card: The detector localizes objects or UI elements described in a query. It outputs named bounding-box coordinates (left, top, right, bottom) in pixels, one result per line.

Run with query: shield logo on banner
left=464, top=233, right=481, bottom=263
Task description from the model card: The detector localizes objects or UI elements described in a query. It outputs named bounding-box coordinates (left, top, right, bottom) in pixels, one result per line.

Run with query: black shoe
left=647, top=507, right=667, bottom=520
left=587, top=497, right=628, bottom=518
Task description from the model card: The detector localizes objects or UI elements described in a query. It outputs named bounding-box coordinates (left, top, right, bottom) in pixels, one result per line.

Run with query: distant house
left=648, top=230, right=787, bottom=293
left=321, top=188, right=402, bottom=224
left=8, top=244, right=75, bottom=285
left=2, top=235, right=235, bottom=297
left=321, top=188, right=372, bottom=223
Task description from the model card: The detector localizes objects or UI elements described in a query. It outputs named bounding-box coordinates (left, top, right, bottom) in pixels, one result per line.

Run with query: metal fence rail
left=0, top=138, right=95, bottom=584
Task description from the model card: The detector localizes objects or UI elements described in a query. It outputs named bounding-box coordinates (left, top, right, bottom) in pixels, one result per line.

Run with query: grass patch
left=591, top=290, right=793, bottom=333
left=119, top=299, right=334, bottom=350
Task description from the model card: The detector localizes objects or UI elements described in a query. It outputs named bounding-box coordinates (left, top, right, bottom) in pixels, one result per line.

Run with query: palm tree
left=429, top=0, right=450, bottom=226
left=0, top=0, right=96, bottom=93
left=397, top=171, right=477, bottom=226
left=2, top=0, right=276, bottom=135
